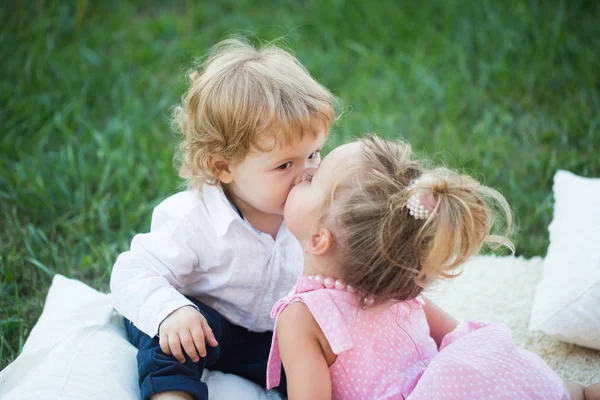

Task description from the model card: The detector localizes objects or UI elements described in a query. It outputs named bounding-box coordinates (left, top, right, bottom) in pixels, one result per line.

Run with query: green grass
left=1, top=0, right=599, bottom=370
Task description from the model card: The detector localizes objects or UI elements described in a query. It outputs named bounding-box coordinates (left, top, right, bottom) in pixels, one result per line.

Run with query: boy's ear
left=209, top=156, right=233, bottom=184
left=307, top=227, right=334, bottom=256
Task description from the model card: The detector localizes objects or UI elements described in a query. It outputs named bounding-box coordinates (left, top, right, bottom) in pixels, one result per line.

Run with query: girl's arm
left=421, top=296, right=459, bottom=348
left=276, top=302, right=332, bottom=400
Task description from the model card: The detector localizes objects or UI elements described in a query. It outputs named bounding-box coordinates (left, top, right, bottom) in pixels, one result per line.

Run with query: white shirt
left=110, top=185, right=303, bottom=338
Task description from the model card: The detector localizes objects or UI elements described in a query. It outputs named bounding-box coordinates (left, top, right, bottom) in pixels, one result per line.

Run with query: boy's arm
left=277, top=302, right=332, bottom=400
left=110, top=202, right=203, bottom=338
left=422, top=296, right=459, bottom=348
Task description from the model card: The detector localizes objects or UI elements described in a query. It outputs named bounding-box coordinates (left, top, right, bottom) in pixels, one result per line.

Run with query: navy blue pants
left=125, top=298, right=286, bottom=400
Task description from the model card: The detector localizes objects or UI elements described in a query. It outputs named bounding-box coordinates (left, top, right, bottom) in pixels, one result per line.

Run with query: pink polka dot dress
left=266, top=275, right=568, bottom=400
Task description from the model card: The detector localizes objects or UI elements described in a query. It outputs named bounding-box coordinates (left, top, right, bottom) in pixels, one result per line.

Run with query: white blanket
left=0, top=275, right=282, bottom=399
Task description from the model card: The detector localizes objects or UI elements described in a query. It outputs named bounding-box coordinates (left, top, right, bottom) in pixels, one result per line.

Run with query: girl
left=266, top=136, right=599, bottom=399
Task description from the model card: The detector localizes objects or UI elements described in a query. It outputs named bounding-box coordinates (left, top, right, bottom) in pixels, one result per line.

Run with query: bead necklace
left=306, top=274, right=374, bottom=306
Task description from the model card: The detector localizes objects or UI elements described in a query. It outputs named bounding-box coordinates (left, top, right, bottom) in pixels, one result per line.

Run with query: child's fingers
left=159, top=334, right=171, bottom=355
left=201, top=319, right=219, bottom=347
left=191, top=327, right=207, bottom=357
left=180, top=331, right=200, bottom=363
left=169, top=333, right=186, bottom=363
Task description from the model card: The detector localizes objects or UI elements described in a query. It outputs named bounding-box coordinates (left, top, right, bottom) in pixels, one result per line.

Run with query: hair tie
left=407, top=178, right=437, bottom=220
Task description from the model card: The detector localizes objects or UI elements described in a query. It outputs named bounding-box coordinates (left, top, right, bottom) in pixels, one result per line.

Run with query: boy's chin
left=250, top=202, right=284, bottom=217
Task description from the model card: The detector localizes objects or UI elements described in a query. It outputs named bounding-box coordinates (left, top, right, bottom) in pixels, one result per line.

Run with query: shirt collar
left=200, top=184, right=242, bottom=237
left=201, top=184, right=291, bottom=239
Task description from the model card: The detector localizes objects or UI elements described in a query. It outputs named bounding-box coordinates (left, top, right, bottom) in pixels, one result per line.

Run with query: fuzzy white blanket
left=427, top=255, right=600, bottom=385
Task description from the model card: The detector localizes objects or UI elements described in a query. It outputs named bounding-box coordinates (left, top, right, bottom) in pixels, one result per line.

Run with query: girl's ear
left=209, top=156, right=233, bottom=183
left=307, top=227, right=334, bottom=256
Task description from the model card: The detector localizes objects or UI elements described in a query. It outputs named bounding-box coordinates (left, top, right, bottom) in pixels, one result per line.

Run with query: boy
left=110, top=38, right=335, bottom=400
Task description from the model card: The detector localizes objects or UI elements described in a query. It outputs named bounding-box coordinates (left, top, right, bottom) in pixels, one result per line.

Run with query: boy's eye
left=305, top=173, right=314, bottom=183
left=277, top=162, right=292, bottom=170
left=308, top=150, right=321, bottom=160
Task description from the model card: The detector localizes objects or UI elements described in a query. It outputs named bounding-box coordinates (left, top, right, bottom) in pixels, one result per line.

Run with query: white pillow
left=0, top=275, right=281, bottom=400
left=530, top=170, right=600, bottom=349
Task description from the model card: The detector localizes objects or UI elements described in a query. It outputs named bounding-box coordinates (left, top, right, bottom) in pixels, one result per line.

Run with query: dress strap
left=301, top=290, right=355, bottom=354
left=266, top=288, right=357, bottom=389
left=266, top=291, right=297, bottom=389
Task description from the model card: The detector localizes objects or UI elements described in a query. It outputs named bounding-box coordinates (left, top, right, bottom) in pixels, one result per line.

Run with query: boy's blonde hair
left=320, top=136, right=513, bottom=305
left=172, top=38, right=336, bottom=188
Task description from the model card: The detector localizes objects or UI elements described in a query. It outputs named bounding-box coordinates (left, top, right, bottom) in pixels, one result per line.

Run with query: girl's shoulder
left=276, top=301, right=318, bottom=334
left=272, top=276, right=361, bottom=356
left=271, top=275, right=360, bottom=319
left=276, top=301, right=337, bottom=365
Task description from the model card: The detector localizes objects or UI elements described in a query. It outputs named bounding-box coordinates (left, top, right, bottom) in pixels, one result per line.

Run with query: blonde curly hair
left=320, top=136, right=513, bottom=305
left=172, top=38, right=336, bottom=188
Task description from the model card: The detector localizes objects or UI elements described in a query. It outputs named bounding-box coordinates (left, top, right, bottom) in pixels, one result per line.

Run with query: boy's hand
left=158, top=306, right=218, bottom=363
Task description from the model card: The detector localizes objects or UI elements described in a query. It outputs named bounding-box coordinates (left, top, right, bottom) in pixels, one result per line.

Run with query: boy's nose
left=294, top=167, right=317, bottom=186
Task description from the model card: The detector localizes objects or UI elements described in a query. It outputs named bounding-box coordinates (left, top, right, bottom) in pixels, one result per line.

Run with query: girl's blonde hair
left=322, top=136, right=513, bottom=304
left=172, top=38, right=336, bottom=188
